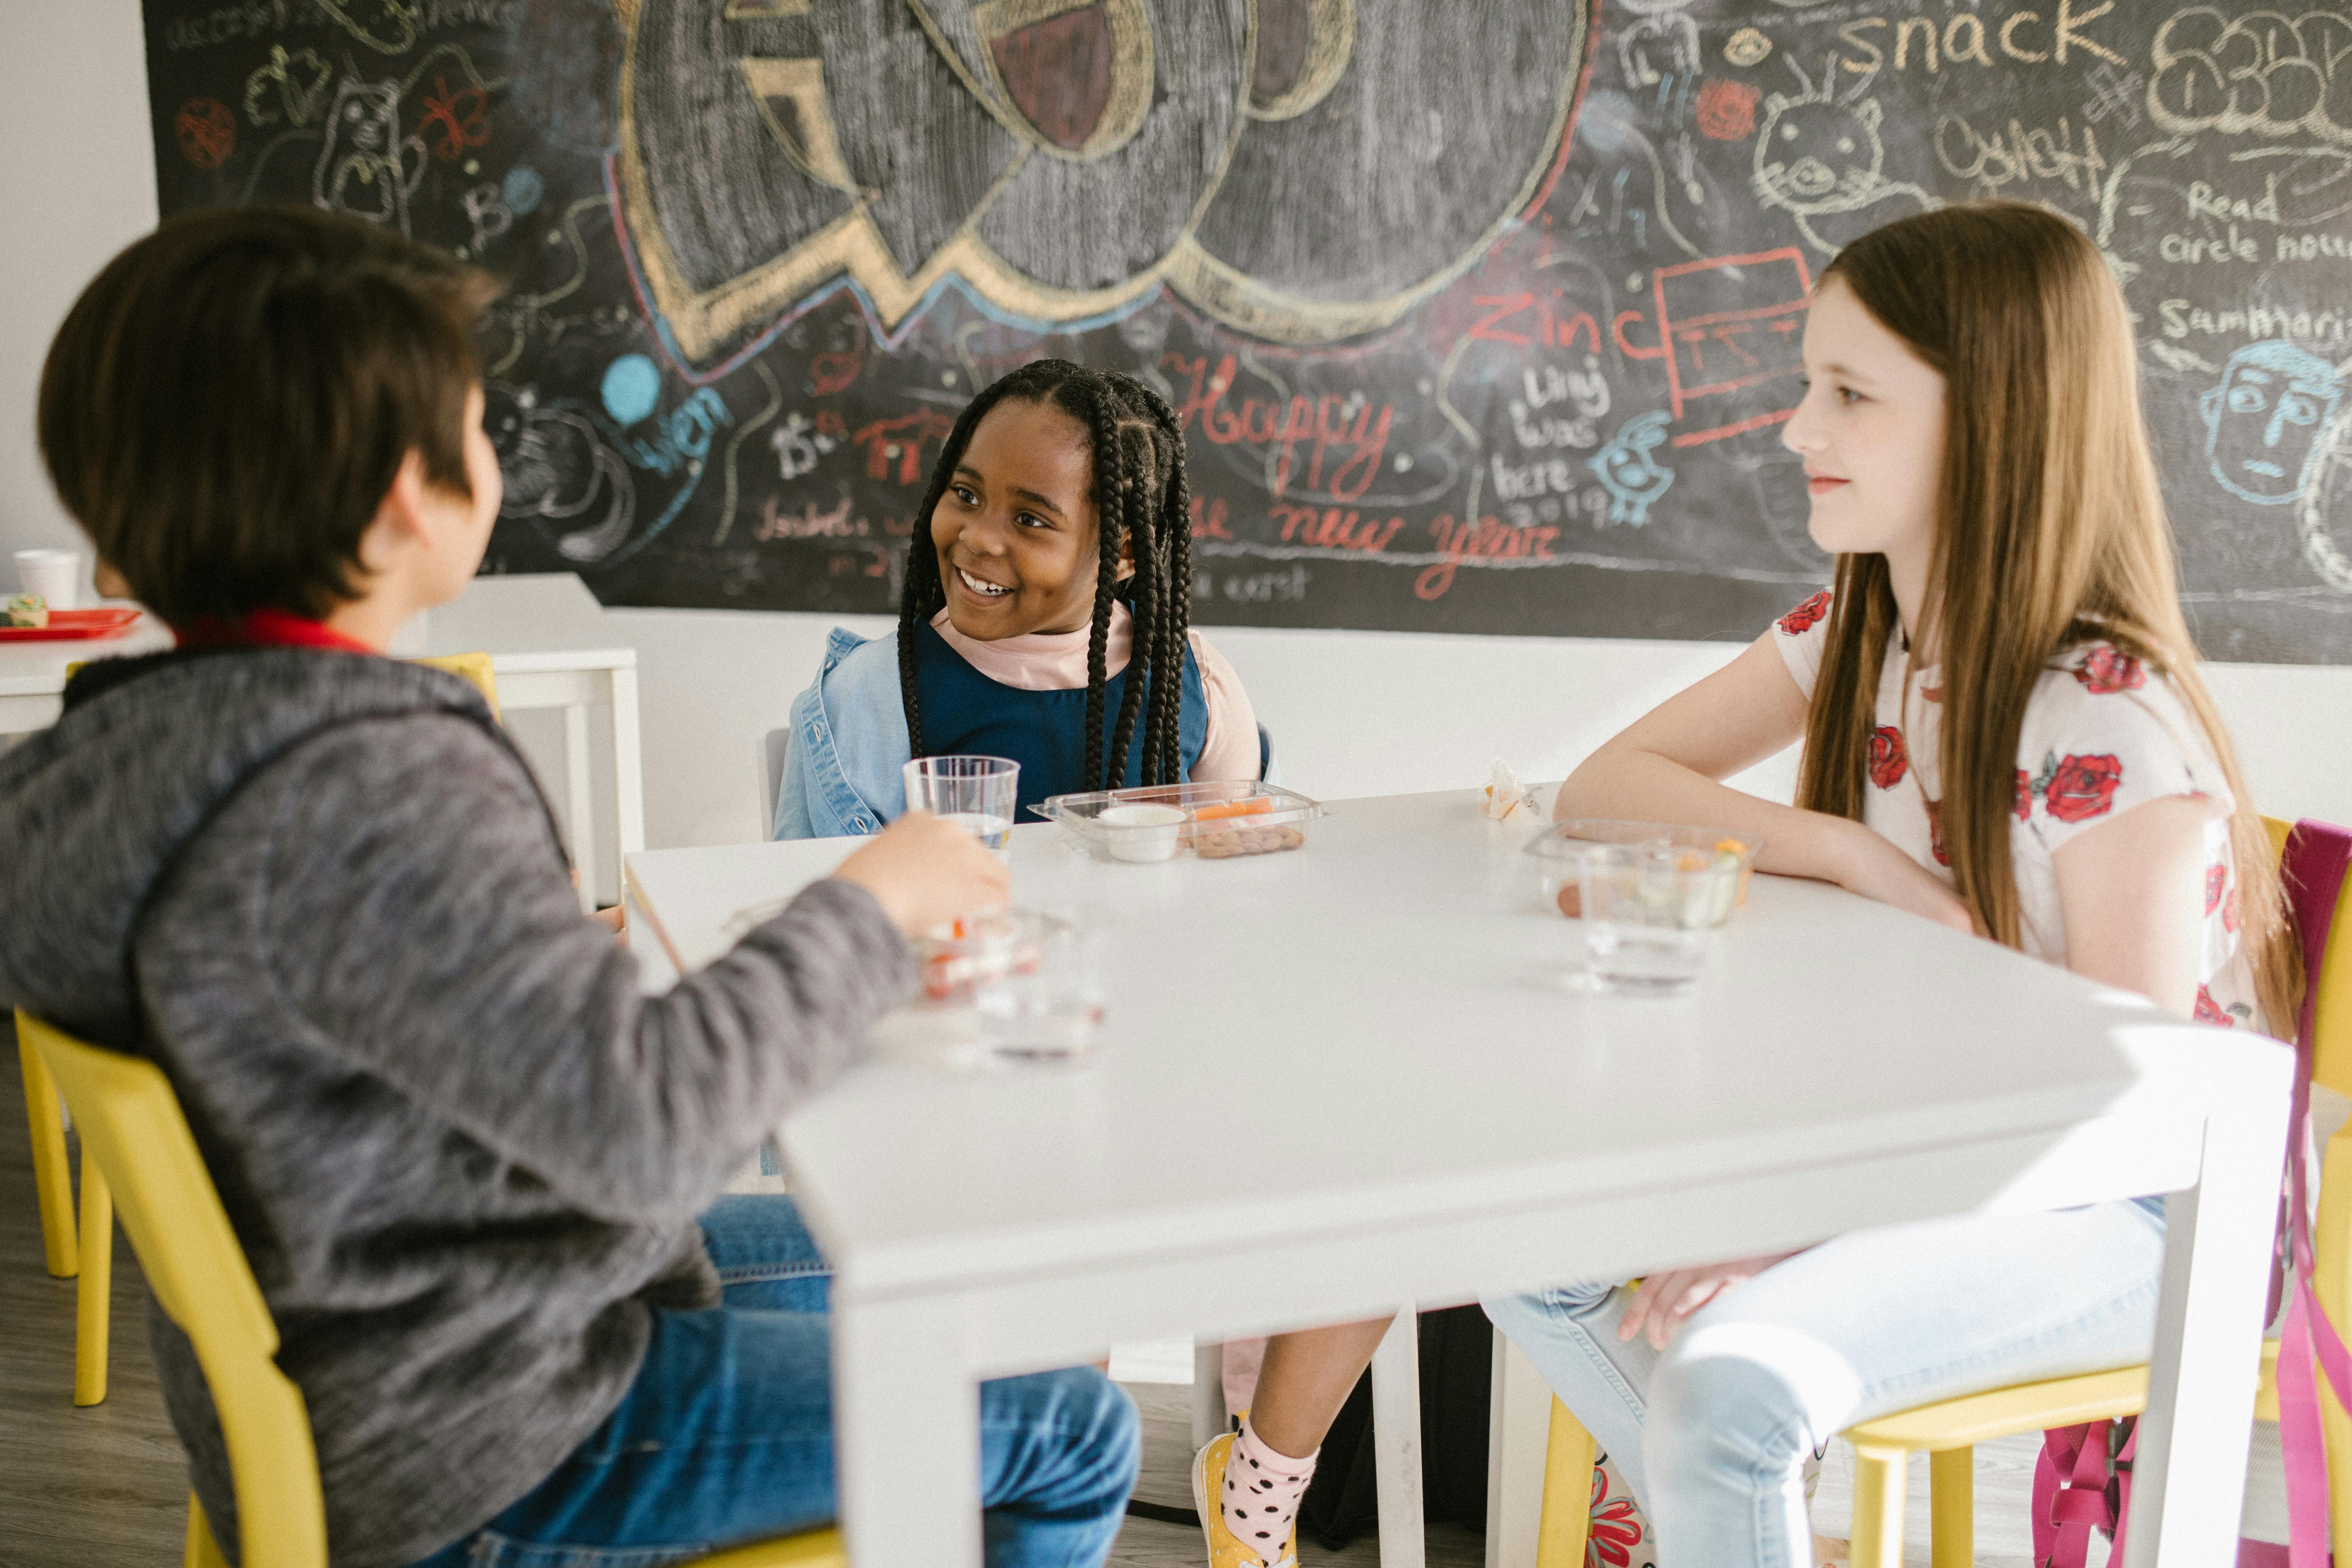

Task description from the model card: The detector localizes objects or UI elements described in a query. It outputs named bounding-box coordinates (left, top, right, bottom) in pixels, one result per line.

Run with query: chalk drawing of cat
left=1751, top=91, right=1933, bottom=254
left=313, top=78, right=426, bottom=236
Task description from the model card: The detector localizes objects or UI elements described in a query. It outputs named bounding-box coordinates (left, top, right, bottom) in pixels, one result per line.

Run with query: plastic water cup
left=1576, top=844, right=1740, bottom=994
left=975, top=926, right=1105, bottom=1063
left=14, top=549, right=81, bottom=611
left=905, top=756, right=1019, bottom=863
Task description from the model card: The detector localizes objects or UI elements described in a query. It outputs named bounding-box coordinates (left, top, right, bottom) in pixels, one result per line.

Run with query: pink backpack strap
left=2037, top=823, right=2352, bottom=1568
left=2273, top=820, right=2352, bottom=1568
left=2035, top=1420, right=2118, bottom=1568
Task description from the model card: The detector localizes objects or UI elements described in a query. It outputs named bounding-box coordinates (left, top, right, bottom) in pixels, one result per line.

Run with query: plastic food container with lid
left=914, top=908, right=1073, bottom=1002
left=1032, top=781, right=1327, bottom=862
left=1522, top=818, right=1762, bottom=919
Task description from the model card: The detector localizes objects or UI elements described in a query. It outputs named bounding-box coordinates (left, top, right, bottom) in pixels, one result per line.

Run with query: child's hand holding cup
left=834, top=812, right=1011, bottom=939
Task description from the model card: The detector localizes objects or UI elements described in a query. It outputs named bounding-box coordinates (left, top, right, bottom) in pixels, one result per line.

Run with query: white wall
left=0, top=1, right=156, bottom=600
left=7, top=3, right=2352, bottom=858
left=538, top=602, right=2352, bottom=857
left=593, top=605, right=1788, bottom=848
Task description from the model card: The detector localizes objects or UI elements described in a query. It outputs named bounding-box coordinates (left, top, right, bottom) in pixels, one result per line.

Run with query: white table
left=0, top=607, right=173, bottom=732
left=413, top=576, right=644, bottom=912
left=0, top=577, right=644, bottom=915
left=625, top=791, right=2291, bottom=1568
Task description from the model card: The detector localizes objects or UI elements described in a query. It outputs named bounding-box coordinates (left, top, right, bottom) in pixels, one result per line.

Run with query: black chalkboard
left=139, top=0, right=2352, bottom=659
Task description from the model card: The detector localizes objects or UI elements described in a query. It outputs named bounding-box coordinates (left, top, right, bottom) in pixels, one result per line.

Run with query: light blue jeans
left=1482, top=1200, right=2167, bottom=1568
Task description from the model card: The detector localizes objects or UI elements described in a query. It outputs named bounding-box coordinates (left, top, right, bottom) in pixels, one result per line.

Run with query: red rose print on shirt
left=2014, top=769, right=2033, bottom=822
left=2074, top=645, right=2147, bottom=695
left=1777, top=591, right=1831, bottom=635
left=2043, top=754, right=2124, bottom=823
left=2225, top=890, right=2241, bottom=934
left=2205, top=863, right=2226, bottom=915
left=1867, top=726, right=1909, bottom=788
left=1925, top=798, right=1951, bottom=866
left=2195, top=985, right=2234, bottom=1027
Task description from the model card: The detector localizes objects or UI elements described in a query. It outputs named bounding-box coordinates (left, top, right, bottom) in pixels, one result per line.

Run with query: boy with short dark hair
left=0, top=204, right=1138, bottom=1568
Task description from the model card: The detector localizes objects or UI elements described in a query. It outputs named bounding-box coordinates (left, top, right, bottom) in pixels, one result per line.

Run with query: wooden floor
left=0, top=1017, right=2042, bottom=1567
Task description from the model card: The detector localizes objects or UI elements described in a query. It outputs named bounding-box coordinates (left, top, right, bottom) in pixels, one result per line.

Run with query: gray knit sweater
left=0, top=646, right=912, bottom=1568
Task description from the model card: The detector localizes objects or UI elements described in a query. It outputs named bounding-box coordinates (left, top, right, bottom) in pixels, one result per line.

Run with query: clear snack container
left=914, top=909, right=1072, bottom=1002
left=1032, top=781, right=1327, bottom=863
left=1523, top=818, right=1761, bottom=920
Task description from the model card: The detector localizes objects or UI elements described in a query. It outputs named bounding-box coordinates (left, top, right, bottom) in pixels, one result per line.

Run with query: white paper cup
left=14, top=549, right=81, bottom=611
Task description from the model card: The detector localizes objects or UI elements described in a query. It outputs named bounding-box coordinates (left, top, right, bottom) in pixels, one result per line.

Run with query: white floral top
left=1771, top=591, right=2262, bottom=1031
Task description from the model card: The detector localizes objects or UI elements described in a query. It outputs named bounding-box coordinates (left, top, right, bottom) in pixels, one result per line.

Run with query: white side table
left=0, top=609, right=173, bottom=732
left=0, top=578, right=646, bottom=915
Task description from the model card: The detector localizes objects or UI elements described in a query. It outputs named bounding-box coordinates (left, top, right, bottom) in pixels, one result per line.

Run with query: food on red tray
left=6, top=593, right=48, bottom=628
left=1191, top=796, right=1274, bottom=822
left=1193, top=823, right=1305, bottom=858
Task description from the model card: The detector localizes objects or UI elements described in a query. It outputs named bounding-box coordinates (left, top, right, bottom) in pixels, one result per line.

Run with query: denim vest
left=773, top=628, right=910, bottom=840
left=773, top=625, right=1208, bottom=839
left=910, top=619, right=1206, bottom=822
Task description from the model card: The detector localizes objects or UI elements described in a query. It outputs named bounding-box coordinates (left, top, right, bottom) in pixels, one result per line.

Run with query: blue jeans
left=410, top=1196, right=1138, bottom=1568
left=1482, top=1201, right=2166, bottom=1568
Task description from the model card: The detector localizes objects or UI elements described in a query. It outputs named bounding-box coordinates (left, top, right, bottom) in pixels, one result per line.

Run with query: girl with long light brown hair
left=1484, top=202, right=2300, bottom=1565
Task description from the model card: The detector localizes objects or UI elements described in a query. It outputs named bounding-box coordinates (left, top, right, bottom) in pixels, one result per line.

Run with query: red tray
left=0, top=607, right=145, bottom=642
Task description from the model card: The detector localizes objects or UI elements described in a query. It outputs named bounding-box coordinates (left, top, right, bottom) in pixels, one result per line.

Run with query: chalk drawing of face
left=2200, top=340, right=2345, bottom=504
left=2297, top=408, right=2352, bottom=591
left=1588, top=410, right=1676, bottom=526
left=1754, top=94, right=1885, bottom=214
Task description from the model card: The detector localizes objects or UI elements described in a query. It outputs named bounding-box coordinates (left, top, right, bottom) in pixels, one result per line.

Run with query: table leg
left=1193, top=1340, right=1229, bottom=1450
left=1486, top=1333, right=1554, bottom=1568
left=563, top=703, right=597, bottom=913
left=2125, top=1041, right=2292, bottom=1567
left=1371, top=1306, right=1426, bottom=1568
left=832, top=1294, right=981, bottom=1566
left=608, top=664, right=646, bottom=859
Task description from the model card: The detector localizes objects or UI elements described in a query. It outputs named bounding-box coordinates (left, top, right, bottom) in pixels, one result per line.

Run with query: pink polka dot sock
left=1219, top=1417, right=1316, bottom=1560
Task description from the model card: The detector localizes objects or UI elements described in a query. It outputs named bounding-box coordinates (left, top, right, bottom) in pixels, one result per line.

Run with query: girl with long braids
left=773, top=359, right=1262, bottom=839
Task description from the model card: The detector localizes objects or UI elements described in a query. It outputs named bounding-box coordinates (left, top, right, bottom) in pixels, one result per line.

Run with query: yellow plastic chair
left=23, top=651, right=504, bottom=1408
left=1528, top=817, right=2352, bottom=1568
left=18, top=1011, right=844, bottom=1568
left=411, top=650, right=500, bottom=717
left=21, top=655, right=115, bottom=1405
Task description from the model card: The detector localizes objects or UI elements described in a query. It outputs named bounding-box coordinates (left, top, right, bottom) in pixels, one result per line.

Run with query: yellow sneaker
left=1192, top=1430, right=1299, bottom=1568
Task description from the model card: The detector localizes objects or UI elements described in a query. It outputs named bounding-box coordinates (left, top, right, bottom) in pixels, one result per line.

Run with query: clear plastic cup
left=974, top=925, right=1105, bottom=1062
left=905, top=756, right=1019, bottom=862
left=1576, top=843, right=1742, bottom=994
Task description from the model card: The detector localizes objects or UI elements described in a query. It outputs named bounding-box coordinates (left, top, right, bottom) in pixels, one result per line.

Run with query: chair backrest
left=2263, top=818, right=2352, bottom=1366
left=15, top=1011, right=327, bottom=1568
left=2266, top=817, right=2352, bottom=1101
left=411, top=652, right=500, bottom=719
left=759, top=726, right=793, bottom=839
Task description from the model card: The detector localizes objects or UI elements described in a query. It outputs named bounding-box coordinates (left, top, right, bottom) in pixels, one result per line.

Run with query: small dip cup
left=1097, top=802, right=1186, bottom=862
